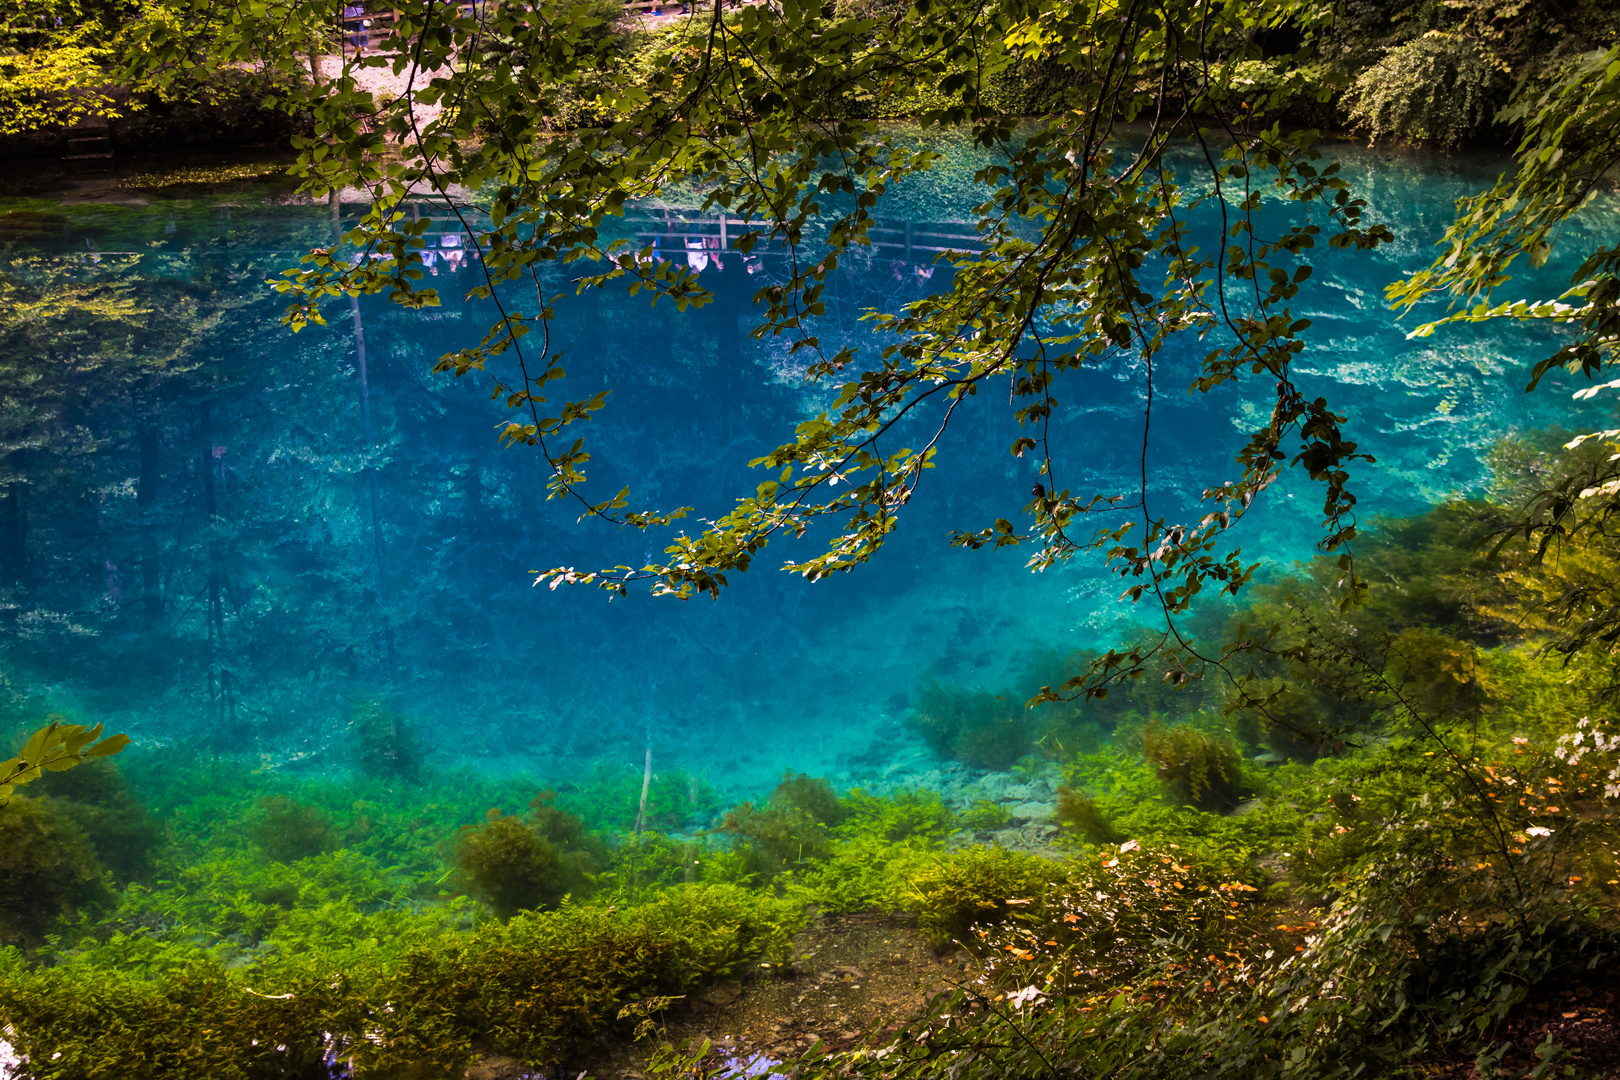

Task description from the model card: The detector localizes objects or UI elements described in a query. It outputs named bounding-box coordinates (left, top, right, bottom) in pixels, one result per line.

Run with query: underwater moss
left=902, top=846, right=1064, bottom=948
left=721, top=801, right=829, bottom=872
left=859, top=788, right=955, bottom=841
left=910, top=682, right=1035, bottom=770
left=454, top=795, right=599, bottom=917
left=1053, top=786, right=1121, bottom=844
left=1139, top=722, right=1246, bottom=812
left=248, top=795, right=337, bottom=862
left=959, top=799, right=1014, bottom=831
left=719, top=773, right=851, bottom=876
left=0, top=796, right=108, bottom=944
left=530, top=788, right=590, bottom=847
left=0, top=885, right=802, bottom=1077
left=455, top=809, right=565, bottom=918
left=38, top=758, right=164, bottom=881
left=561, top=761, right=719, bottom=831
left=768, top=771, right=846, bottom=825
left=1386, top=627, right=1490, bottom=720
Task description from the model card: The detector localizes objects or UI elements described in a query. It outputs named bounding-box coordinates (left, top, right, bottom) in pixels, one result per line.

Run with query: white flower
left=1526, top=826, right=1554, bottom=837
left=1007, top=985, right=1046, bottom=1009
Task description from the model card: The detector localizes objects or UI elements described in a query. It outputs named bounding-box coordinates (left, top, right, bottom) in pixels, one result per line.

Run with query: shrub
left=1347, top=34, right=1498, bottom=146
left=0, top=797, right=108, bottom=944
left=114, top=67, right=312, bottom=150
left=248, top=796, right=336, bottom=862
left=1140, top=723, right=1246, bottom=811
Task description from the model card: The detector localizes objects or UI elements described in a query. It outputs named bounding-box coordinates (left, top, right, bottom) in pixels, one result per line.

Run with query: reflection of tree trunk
left=352, top=292, right=383, bottom=571
left=138, top=426, right=162, bottom=626
left=201, top=404, right=226, bottom=727
left=0, top=480, right=26, bottom=584
left=460, top=463, right=483, bottom=543
left=200, top=403, right=223, bottom=650
left=335, top=194, right=383, bottom=572
left=712, top=278, right=740, bottom=437
left=335, top=193, right=390, bottom=667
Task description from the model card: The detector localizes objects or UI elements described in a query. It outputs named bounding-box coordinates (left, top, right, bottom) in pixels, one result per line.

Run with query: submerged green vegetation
left=5, top=481, right=1620, bottom=1076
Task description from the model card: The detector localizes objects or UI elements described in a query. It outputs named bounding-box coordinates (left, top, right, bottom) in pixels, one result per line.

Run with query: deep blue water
left=0, top=138, right=1613, bottom=799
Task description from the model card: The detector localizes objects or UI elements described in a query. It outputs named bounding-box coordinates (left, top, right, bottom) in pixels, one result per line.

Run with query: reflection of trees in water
left=755, top=242, right=950, bottom=389
left=0, top=219, right=532, bottom=749
left=0, top=241, right=381, bottom=740
left=0, top=200, right=872, bottom=766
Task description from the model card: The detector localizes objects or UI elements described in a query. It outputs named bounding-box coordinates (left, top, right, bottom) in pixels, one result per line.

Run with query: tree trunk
left=335, top=194, right=390, bottom=670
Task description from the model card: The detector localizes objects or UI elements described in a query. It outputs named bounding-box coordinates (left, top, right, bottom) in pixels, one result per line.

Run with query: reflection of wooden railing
left=333, top=204, right=985, bottom=260
left=340, top=0, right=733, bottom=33
left=632, top=216, right=983, bottom=258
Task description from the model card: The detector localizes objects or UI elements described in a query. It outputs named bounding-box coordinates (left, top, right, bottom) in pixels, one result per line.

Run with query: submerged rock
left=1006, top=800, right=1054, bottom=823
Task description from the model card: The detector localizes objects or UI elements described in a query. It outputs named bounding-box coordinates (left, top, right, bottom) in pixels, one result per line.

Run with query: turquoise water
left=0, top=141, right=1612, bottom=802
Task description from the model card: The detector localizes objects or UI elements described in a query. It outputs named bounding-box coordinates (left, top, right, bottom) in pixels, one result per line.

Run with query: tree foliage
left=0, top=717, right=127, bottom=807
left=1392, top=45, right=1620, bottom=659
left=1345, top=33, right=1498, bottom=146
